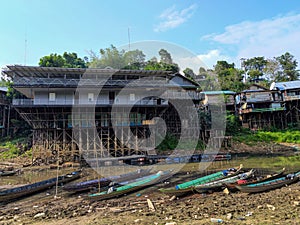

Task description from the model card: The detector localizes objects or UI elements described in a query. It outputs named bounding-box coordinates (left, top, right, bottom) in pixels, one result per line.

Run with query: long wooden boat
left=235, top=171, right=300, bottom=193
left=194, top=169, right=255, bottom=193
left=63, top=168, right=152, bottom=193
left=0, top=170, right=81, bottom=202
left=175, top=164, right=243, bottom=190
left=225, top=167, right=286, bottom=192
left=159, top=165, right=243, bottom=197
left=0, top=170, right=19, bottom=176
left=88, top=170, right=172, bottom=201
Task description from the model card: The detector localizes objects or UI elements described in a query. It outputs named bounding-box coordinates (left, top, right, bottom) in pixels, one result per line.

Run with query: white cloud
left=203, top=13, right=300, bottom=64
left=173, top=49, right=234, bottom=73
left=197, top=50, right=235, bottom=69
left=154, top=4, right=197, bottom=32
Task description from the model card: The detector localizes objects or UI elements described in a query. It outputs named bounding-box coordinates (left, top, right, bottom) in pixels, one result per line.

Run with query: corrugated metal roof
left=3, top=65, right=174, bottom=78
left=0, top=87, right=8, bottom=92
left=274, top=80, right=300, bottom=90
left=202, top=90, right=236, bottom=95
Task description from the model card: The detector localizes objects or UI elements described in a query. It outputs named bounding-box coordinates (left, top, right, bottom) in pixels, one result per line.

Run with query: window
left=88, top=93, right=94, bottom=102
left=49, top=93, right=56, bottom=101
left=130, top=93, right=135, bottom=101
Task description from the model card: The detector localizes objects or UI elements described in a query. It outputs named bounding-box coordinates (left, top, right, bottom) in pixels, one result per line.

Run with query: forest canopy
left=37, top=46, right=299, bottom=92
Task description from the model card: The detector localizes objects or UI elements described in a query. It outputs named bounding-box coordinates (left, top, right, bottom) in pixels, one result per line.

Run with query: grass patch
left=0, top=136, right=30, bottom=160
left=0, top=141, right=20, bottom=159
left=233, top=130, right=300, bottom=145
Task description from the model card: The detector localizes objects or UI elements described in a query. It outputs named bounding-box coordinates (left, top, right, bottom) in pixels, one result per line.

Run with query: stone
left=33, top=212, right=45, bottom=219
left=266, top=204, right=276, bottom=211
left=165, top=222, right=177, bottom=225
left=226, top=213, right=233, bottom=219
left=293, top=201, right=300, bottom=206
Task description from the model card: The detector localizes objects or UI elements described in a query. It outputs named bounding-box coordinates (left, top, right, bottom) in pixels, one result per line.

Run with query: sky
left=1, top=0, right=300, bottom=73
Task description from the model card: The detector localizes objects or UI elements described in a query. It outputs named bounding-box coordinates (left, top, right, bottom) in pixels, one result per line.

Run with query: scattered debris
left=293, top=201, right=300, bottom=206
left=245, top=211, right=253, bottom=216
left=210, top=218, right=223, bottom=223
left=223, top=188, right=230, bottom=195
left=169, top=195, right=176, bottom=201
left=165, top=222, right=177, bottom=225
left=147, top=198, right=156, bottom=212
left=226, top=213, right=233, bottom=219
left=266, top=204, right=276, bottom=211
left=33, top=212, right=45, bottom=219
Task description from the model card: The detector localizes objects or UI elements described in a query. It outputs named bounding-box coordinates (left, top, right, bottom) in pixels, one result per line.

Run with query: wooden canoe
left=235, top=171, right=300, bottom=193
left=175, top=164, right=243, bottom=190
left=0, top=170, right=81, bottom=202
left=88, top=170, right=172, bottom=201
left=194, top=169, right=255, bottom=193
left=63, top=168, right=152, bottom=193
left=159, top=165, right=243, bottom=197
left=225, top=167, right=286, bottom=192
left=0, top=170, right=19, bottom=176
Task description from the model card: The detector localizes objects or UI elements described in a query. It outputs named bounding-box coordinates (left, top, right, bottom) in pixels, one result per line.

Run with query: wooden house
left=3, top=65, right=201, bottom=163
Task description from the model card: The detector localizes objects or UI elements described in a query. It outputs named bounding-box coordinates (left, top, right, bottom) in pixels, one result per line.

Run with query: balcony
left=12, top=98, right=169, bottom=106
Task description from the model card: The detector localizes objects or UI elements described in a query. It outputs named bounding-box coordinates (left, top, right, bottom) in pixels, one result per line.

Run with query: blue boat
left=63, top=168, right=152, bottom=192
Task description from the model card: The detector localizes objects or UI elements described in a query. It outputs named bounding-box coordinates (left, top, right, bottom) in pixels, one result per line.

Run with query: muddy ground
left=1, top=168, right=300, bottom=225
left=1, top=142, right=300, bottom=225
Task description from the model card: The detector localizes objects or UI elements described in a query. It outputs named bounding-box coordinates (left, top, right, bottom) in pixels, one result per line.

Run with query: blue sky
left=1, top=0, right=300, bottom=72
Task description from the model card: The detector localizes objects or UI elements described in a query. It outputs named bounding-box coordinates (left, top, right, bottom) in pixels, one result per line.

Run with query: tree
left=243, top=57, right=267, bottom=81
left=143, top=61, right=179, bottom=73
left=39, top=52, right=87, bottom=68
left=39, top=53, right=65, bottom=67
left=183, top=68, right=195, bottom=80
left=199, top=67, right=206, bottom=74
left=263, top=58, right=281, bottom=82
left=63, top=52, right=87, bottom=68
left=199, top=71, right=219, bottom=91
left=122, top=49, right=146, bottom=70
left=276, top=52, right=299, bottom=81
left=214, top=61, right=244, bottom=92
left=159, top=49, right=173, bottom=64
left=88, top=46, right=148, bottom=70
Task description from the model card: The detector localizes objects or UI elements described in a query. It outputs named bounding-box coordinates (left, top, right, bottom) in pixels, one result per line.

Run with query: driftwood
left=147, top=199, right=156, bottom=212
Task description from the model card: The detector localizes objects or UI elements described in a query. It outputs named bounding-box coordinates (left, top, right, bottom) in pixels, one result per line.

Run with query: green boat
left=175, top=164, right=243, bottom=190
left=88, top=170, right=172, bottom=201
left=194, top=169, right=255, bottom=193
left=159, top=164, right=243, bottom=197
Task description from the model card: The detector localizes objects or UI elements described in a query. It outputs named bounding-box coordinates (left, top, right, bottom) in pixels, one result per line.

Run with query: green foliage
left=214, top=61, right=245, bottom=92
left=0, top=136, right=30, bottom=159
left=39, top=52, right=87, bottom=68
left=157, top=133, right=178, bottom=151
left=275, top=52, right=299, bottom=81
left=159, top=49, right=173, bottom=64
left=0, top=141, right=20, bottom=159
left=243, top=52, right=299, bottom=83
left=6, top=81, right=26, bottom=101
left=144, top=61, right=179, bottom=73
left=183, top=68, right=195, bottom=80
left=233, top=129, right=300, bottom=145
left=88, top=45, right=179, bottom=72
left=225, top=114, right=241, bottom=135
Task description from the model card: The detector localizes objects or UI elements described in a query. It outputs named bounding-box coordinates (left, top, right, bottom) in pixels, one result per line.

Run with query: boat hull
left=88, top=170, right=172, bottom=201
left=235, top=172, right=300, bottom=193
left=0, top=171, right=81, bottom=202
left=63, top=169, right=152, bottom=193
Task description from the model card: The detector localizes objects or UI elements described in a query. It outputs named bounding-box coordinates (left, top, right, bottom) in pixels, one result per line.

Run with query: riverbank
left=0, top=167, right=300, bottom=225
left=1, top=141, right=300, bottom=225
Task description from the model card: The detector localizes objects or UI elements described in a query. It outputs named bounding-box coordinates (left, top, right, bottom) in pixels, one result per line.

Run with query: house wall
left=244, top=92, right=272, bottom=103
left=33, top=90, right=169, bottom=106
